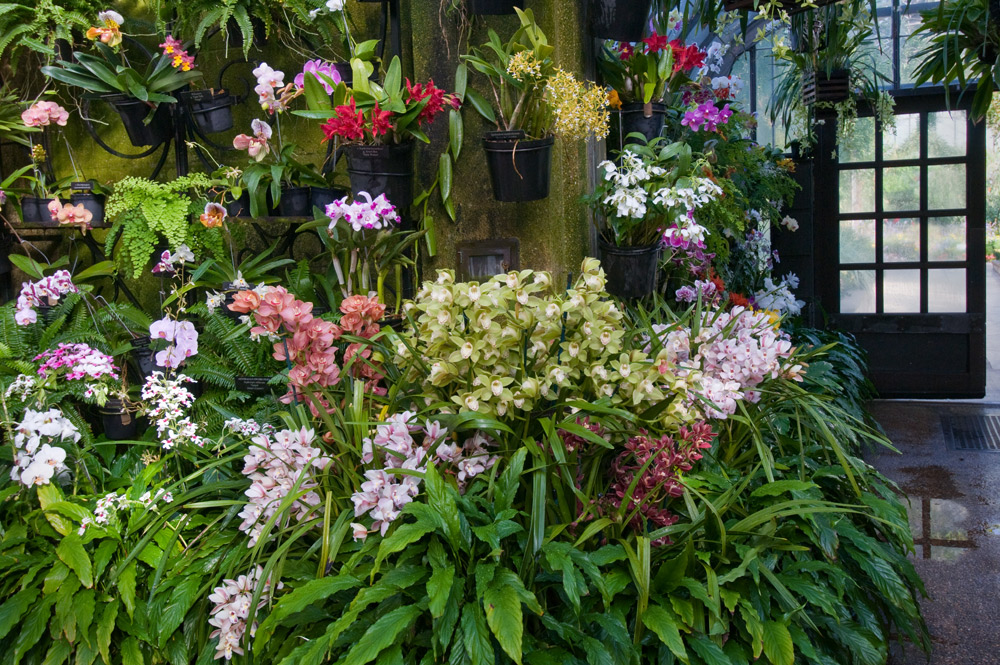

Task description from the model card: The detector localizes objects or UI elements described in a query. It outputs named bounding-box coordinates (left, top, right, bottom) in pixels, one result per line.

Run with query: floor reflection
left=906, top=496, right=977, bottom=560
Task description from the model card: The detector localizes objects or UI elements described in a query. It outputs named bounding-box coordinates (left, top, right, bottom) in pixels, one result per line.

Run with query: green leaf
left=427, top=562, right=455, bottom=619
left=750, top=480, right=817, bottom=498
left=119, top=561, right=137, bottom=617
left=121, top=636, right=144, bottom=665
left=98, top=600, right=119, bottom=665
left=449, top=109, right=463, bottom=160
left=483, top=577, right=523, bottom=664
left=424, top=463, right=462, bottom=549
left=439, top=153, right=453, bottom=204
left=41, top=639, right=71, bottom=665
left=461, top=603, right=492, bottom=665
left=375, top=521, right=436, bottom=575
left=14, top=596, right=54, bottom=663
left=689, top=635, right=730, bottom=665
left=56, top=534, right=93, bottom=588
left=642, top=605, right=687, bottom=661
left=0, top=588, right=39, bottom=640
left=157, top=575, right=203, bottom=648
left=256, top=575, right=360, bottom=645
left=762, top=621, right=794, bottom=665
left=465, top=89, right=496, bottom=123
left=342, top=604, right=423, bottom=665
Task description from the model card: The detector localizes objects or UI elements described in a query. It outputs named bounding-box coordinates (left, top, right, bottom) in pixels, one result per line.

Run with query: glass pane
left=883, top=218, right=920, bottom=262
left=928, top=164, right=966, bottom=209
left=928, top=216, right=967, bottom=261
left=840, top=219, right=876, bottom=264
left=840, top=169, right=876, bottom=213
left=884, top=113, right=920, bottom=161
left=901, top=13, right=934, bottom=86
left=840, top=116, right=875, bottom=163
left=883, top=167, right=921, bottom=211
left=884, top=269, right=922, bottom=313
left=840, top=270, right=876, bottom=313
left=928, top=269, right=966, bottom=312
left=928, top=110, right=967, bottom=158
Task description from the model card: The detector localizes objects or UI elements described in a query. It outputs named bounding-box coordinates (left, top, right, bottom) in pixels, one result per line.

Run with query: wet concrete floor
left=868, top=401, right=1000, bottom=665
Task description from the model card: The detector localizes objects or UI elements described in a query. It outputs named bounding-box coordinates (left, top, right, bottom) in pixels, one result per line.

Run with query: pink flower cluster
left=674, top=279, right=721, bottom=305
left=159, top=35, right=195, bottom=71
left=325, top=191, right=400, bottom=233
left=658, top=306, right=805, bottom=419
left=141, top=371, right=203, bottom=449
left=237, top=427, right=331, bottom=547
left=35, top=343, right=118, bottom=381
left=681, top=102, right=732, bottom=132
left=21, top=101, right=69, bottom=127
left=351, top=413, right=497, bottom=539
left=15, top=270, right=78, bottom=325
left=294, top=59, right=342, bottom=94
left=150, top=316, right=199, bottom=368
left=47, top=200, right=94, bottom=231
left=208, top=566, right=282, bottom=661
left=9, top=408, right=75, bottom=486
left=607, top=423, right=715, bottom=546
left=229, top=289, right=386, bottom=413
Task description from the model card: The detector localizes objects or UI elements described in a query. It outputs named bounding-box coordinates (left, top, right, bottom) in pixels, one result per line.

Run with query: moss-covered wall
left=5, top=0, right=597, bottom=291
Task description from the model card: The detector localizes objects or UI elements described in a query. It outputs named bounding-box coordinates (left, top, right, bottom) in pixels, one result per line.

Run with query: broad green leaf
left=56, top=534, right=93, bottom=588
left=14, top=596, right=54, bottom=663
left=427, top=562, right=455, bottom=619
left=642, top=605, right=687, bottom=660
left=0, top=588, right=39, bottom=640
left=461, top=602, right=492, bottom=665
left=97, top=600, right=119, bottom=664
left=750, top=480, right=817, bottom=498
left=256, top=575, right=359, bottom=644
left=375, top=521, right=435, bottom=574
left=762, top=621, right=794, bottom=665
left=121, top=636, right=144, bottom=665
left=119, top=561, right=137, bottom=617
left=157, top=576, right=203, bottom=648
left=341, top=604, right=423, bottom=665
left=483, top=578, right=523, bottom=664
left=41, top=639, right=71, bottom=665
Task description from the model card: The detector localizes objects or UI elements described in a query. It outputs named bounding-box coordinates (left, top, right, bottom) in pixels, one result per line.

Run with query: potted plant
left=41, top=17, right=202, bottom=147
left=585, top=138, right=723, bottom=299
left=180, top=88, right=235, bottom=135
left=297, top=55, right=460, bottom=216
left=590, top=0, right=653, bottom=41
left=723, top=0, right=842, bottom=14
left=598, top=35, right=706, bottom=157
left=197, top=243, right=295, bottom=321
left=463, top=9, right=610, bottom=202
left=911, top=0, right=1000, bottom=121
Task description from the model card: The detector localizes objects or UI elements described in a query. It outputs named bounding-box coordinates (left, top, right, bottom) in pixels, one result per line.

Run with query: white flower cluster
left=141, top=372, right=203, bottom=449
left=598, top=152, right=666, bottom=220
left=9, top=408, right=76, bottom=486
left=658, top=306, right=804, bottom=419
left=351, top=413, right=497, bottom=538
left=224, top=418, right=275, bottom=438
left=79, top=488, right=173, bottom=535
left=208, top=566, right=282, bottom=661
left=652, top=177, right=723, bottom=214
left=15, top=270, right=78, bottom=326
left=5, top=374, right=36, bottom=400
left=754, top=274, right=805, bottom=316
left=237, top=427, right=331, bottom=547
left=252, top=63, right=287, bottom=113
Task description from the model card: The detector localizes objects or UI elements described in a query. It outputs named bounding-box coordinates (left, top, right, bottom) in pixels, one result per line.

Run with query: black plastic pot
left=469, top=0, right=524, bottom=13
left=345, top=142, right=415, bottom=212
left=277, top=186, right=312, bottom=217
left=607, top=102, right=666, bottom=157
left=590, top=0, right=653, bottom=41
left=101, top=399, right=138, bottom=440
left=181, top=89, right=234, bottom=134
left=225, top=16, right=267, bottom=49
left=311, top=186, right=347, bottom=212
left=103, top=94, right=173, bottom=147
left=482, top=131, right=554, bottom=202
left=599, top=240, right=660, bottom=299
left=235, top=376, right=271, bottom=396
left=130, top=336, right=158, bottom=379
left=224, top=191, right=253, bottom=218
left=70, top=184, right=106, bottom=227
left=20, top=196, right=56, bottom=225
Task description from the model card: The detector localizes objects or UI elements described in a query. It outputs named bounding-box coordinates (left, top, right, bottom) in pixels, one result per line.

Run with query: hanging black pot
left=277, top=186, right=312, bottom=217
left=100, top=398, right=138, bottom=440
left=225, top=16, right=267, bottom=49
left=20, top=196, right=56, bottom=225
left=180, top=89, right=234, bottom=134
left=599, top=240, right=660, bottom=299
left=224, top=191, right=253, bottom=218
left=235, top=376, right=271, bottom=396
left=130, top=335, right=157, bottom=379
left=482, top=131, right=554, bottom=202
left=607, top=102, right=666, bottom=157
left=801, top=68, right=850, bottom=105
left=345, top=142, right=416, bottom=212
left=311, top=186, right=347, bottom=212
left=468, top=0, right=524, bottom=14
left=69, top=182, right=105, bottom=227
left=103, top=94, right=173, bottom=147
left=590, top=0, right=653, bottom=42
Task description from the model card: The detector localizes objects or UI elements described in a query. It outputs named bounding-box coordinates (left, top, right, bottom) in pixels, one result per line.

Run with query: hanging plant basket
left=607, top=102, right=666, bottom=158
left=235, top=376, right=272, bottom=396
left=469, top=0, right=524, bottom=14
left=277, top=185, right=312, bottom=217
left=801, top=68, right=851, bottom=105
left=100, top=398, right=138, bottom=440
left=69, top=182, right=105, bottom=227
left=590, top=0, right=653, bottom=41
left=482, top=131, right=554, bottom=203
left=723, top=0, right=841, bottom=14
left=180, top=89, right=234, bottom=135
left=599, top=240, right=660, bottom=299
left=223, top=190, right=252, bottom=218
left=19, top=196, right=57, bottom=225
left=103, top=94, right=173, bottom=147
left=345, top=142, right=416, bottom=212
